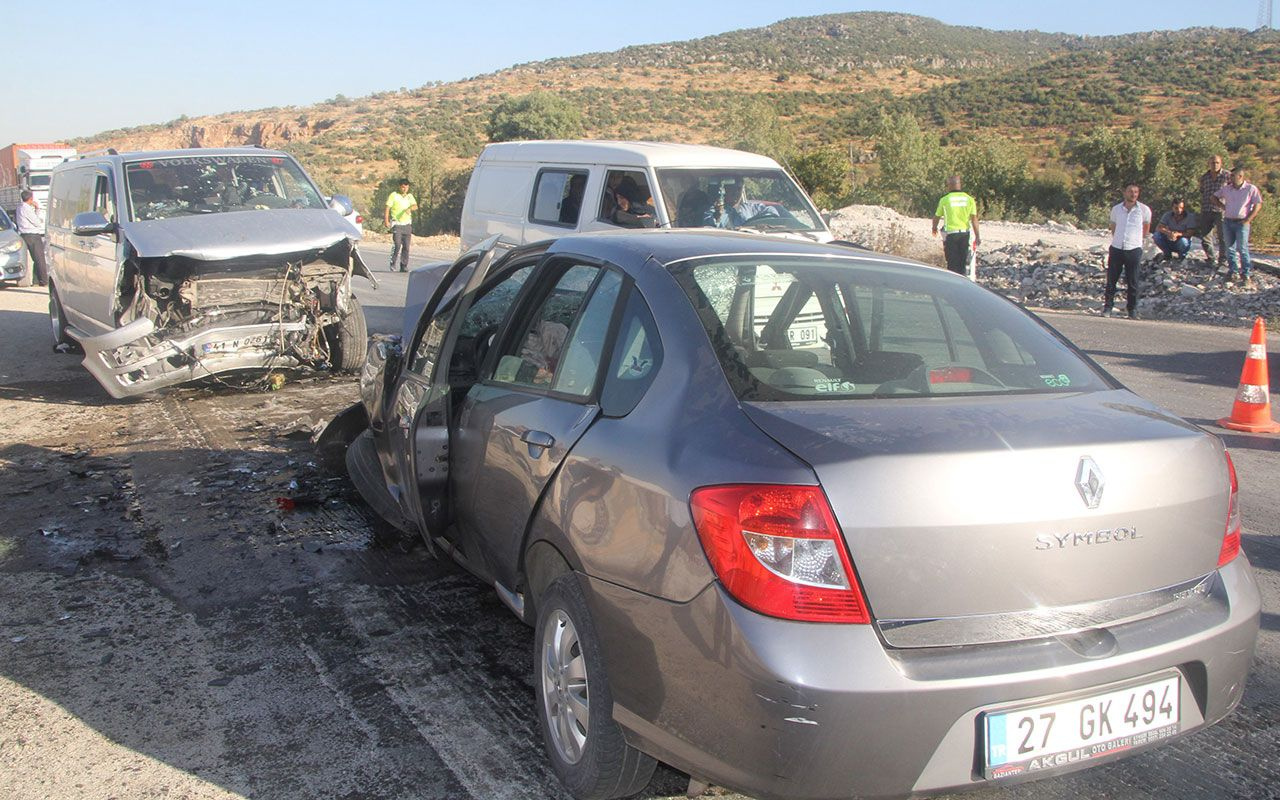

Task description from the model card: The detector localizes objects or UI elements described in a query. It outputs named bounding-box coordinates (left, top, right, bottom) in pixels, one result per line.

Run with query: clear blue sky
left=4, top=0, right=1267, bottom=144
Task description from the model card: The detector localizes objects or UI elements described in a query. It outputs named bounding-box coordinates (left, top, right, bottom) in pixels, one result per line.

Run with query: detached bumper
left=586, top=557, right=1260, bottom=800
left=71, top=317, right=307, bottom=398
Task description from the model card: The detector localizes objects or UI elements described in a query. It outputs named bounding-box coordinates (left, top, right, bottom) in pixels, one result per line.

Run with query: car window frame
left=407, top=251, right=540, bottom=379
left=599, top=282, right=663, bottom=418
left=483, top=254, right=630, bottom=406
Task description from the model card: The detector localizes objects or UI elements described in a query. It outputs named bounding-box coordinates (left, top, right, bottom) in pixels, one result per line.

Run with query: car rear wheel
left=535, top=574, right=656, bottom=800
left=326, top=295, right=368, bottom=371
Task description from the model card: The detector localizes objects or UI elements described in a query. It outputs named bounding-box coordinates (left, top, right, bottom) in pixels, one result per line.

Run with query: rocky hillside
left=70, top=12, right=1280, bottom=217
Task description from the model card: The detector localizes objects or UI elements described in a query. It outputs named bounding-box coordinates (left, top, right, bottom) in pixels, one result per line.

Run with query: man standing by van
left=931, top=176, right=980, bottom=276
left=16, top=190, right=48, bottom=287
left=384, top=179, right=418, bottom=272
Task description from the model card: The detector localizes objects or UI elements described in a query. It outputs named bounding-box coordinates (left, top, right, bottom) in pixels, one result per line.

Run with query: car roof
left=539, top=229, right=929, bottom=272
left=478, top=140, right=783, bottom=170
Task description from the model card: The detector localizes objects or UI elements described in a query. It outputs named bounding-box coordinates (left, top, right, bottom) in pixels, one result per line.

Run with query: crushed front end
left=75, top=231, right=374, bottom=398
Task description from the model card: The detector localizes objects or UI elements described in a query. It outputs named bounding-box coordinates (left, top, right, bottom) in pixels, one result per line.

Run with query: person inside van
left=559, top=174, right=587, bottom=224
left=710, top=181, right=783, bottom=228
left=677, top=188, right=713, bottom=227
left=611, top=178, right=657, bottom=228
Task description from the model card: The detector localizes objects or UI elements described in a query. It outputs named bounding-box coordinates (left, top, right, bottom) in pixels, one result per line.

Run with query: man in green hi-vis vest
left=931, top=175, right=981, bottom=276
left=384, top=179, right=418, bottom=272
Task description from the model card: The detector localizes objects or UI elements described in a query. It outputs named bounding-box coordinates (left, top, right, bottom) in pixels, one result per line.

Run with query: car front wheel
left=325, top=294, right=368, bottom=371
left=49, top=283, right=78, bottom=352
left=535, top=574, right=656, bottom=800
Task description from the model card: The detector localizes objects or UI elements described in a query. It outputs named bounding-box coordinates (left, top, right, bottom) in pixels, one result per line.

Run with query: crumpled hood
left=120, top=209, right=360, bottom=260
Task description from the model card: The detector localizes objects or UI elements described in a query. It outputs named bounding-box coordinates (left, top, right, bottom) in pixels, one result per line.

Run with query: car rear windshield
left=655, top=168, right=825, bottom=234
left=672, top=256, right=1112, bottom=400
left=125, top=155, right=327, bottom=221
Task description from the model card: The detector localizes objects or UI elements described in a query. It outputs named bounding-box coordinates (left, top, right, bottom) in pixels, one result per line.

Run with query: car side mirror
left=72, top=211, right=116, bottom=236
left=328, top=194, right=354, bottom=217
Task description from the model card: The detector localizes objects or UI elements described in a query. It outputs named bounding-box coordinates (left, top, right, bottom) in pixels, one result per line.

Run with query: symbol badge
left=1076, top=456, right=1105, bottom=509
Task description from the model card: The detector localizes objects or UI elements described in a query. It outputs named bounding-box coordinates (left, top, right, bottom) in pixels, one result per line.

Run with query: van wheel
left=50, top=284, right=79, bottom=352
left=535, top=574, right=656, bottom=800
left=325, top=295, right=368, bottom=371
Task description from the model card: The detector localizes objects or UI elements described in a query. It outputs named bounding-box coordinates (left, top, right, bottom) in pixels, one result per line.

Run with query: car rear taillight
left=1219, top=452, right=1242, bottom=567
left=690, top=484, right=869, bottom=623
left=355, top=214, right=364, bottom=224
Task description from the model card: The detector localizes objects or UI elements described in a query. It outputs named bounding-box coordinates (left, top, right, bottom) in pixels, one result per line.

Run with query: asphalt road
left=0, top=282, right=1276, bottom=800
left=351, top=241, right=458, bottom=337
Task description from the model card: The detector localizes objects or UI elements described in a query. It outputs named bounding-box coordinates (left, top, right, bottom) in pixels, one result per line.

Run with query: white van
left=459, top=140, right=832, bottom=250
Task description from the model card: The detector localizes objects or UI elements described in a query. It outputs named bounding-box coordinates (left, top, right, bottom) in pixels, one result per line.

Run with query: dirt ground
left=0, top=282, right=1276, bottom=800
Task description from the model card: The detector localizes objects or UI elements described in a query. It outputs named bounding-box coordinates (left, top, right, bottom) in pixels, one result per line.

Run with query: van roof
left=477, top=140, right=784, bottom=170
left=54, top=147, right=293, bottom=171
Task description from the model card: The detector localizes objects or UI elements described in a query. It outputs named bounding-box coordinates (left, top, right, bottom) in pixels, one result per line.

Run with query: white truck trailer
left=0, top=143, right=78, bottom=221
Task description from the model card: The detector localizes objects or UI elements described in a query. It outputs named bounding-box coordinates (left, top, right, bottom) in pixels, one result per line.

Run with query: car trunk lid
left=741, top=390, right=1229, bottom=645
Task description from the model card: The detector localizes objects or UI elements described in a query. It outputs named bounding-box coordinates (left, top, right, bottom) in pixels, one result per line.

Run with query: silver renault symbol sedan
left=334, top=230, right=1260, bottom=800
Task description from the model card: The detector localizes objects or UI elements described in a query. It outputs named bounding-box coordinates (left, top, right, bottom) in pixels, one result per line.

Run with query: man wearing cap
left=15, top=190, right=48, bottom=287
left=384, top=179, right=417, bottom=272
left=1104, top=183, right=1151, bottom=320
left=1213, top=166, right=1263, bottom=287
left=1196, top=155, right=1231, bottom=266
left=931, top=175, right=980, bottom=276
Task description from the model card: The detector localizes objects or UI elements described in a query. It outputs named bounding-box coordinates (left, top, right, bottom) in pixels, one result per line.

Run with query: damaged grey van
left=46, top=148, right=375, bottom=398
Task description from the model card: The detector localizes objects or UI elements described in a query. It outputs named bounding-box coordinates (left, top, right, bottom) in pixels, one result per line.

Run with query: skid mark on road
left=318, top=578, right=570, bottom=800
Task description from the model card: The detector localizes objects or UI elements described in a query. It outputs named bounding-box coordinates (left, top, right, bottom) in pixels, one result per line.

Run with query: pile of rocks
left=827, top=204, right=1277, bottom=327
left=976, top=242, right=1278, bottom=325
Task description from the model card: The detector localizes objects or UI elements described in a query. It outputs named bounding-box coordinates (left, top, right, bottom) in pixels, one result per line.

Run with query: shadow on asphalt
left=1084, top=348, right=1278, bottom=390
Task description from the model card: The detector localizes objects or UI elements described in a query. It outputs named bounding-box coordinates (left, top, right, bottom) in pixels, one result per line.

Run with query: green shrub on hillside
left=487, top=92, right=583, bottom=142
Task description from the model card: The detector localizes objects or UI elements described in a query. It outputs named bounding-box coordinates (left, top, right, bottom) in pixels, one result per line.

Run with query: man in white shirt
left=1104, top=183, right=1151, bottom=320
left=15, top=190, right=48, bottom=287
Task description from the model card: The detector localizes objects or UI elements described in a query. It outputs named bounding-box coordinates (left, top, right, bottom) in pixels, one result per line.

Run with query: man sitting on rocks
left=1153, top=198, right=1197, bottom=263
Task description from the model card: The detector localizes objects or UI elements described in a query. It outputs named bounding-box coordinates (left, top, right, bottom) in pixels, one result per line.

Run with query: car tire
left=535, top=574, right=656, bottom=800
left=326, top=295, right=368, bottom=372
left=17, top=247, right=32, bottom=288
left=49, top=283, right=79, bottom=352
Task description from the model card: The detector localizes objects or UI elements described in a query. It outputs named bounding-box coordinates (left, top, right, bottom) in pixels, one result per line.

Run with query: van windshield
left=125, top=155, right=327, bottom=221
left=656, top=168, right=825, bottom=235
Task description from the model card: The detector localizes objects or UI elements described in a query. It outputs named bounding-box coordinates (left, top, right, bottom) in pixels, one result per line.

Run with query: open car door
left=377, top=235, right=510, bottom=543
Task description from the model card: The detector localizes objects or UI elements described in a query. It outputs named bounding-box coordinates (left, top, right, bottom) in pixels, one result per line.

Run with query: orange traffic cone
left=1219, top=317, right=1280, bottom=433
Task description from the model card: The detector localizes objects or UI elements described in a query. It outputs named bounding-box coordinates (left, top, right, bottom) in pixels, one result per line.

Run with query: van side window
left=93, top=174, right=115, bottom=221
left=599, top=170, right=653, bottom=226
left=50, top=168, right=96, bottom=229
left=530, top=170, right=587, bottom=227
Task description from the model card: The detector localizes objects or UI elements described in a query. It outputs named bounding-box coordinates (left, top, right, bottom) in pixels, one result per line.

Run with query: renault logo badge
left=1076, top=457, right=1105, bottom=509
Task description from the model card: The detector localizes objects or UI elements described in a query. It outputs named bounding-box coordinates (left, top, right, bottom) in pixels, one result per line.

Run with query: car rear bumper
left=71, top=317, right=308, bottom=398
left=585, top=556, right=1260, bottom=800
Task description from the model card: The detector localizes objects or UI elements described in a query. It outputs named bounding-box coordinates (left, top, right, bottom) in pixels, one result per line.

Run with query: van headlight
left=0, top=239, right=22, bottom=254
